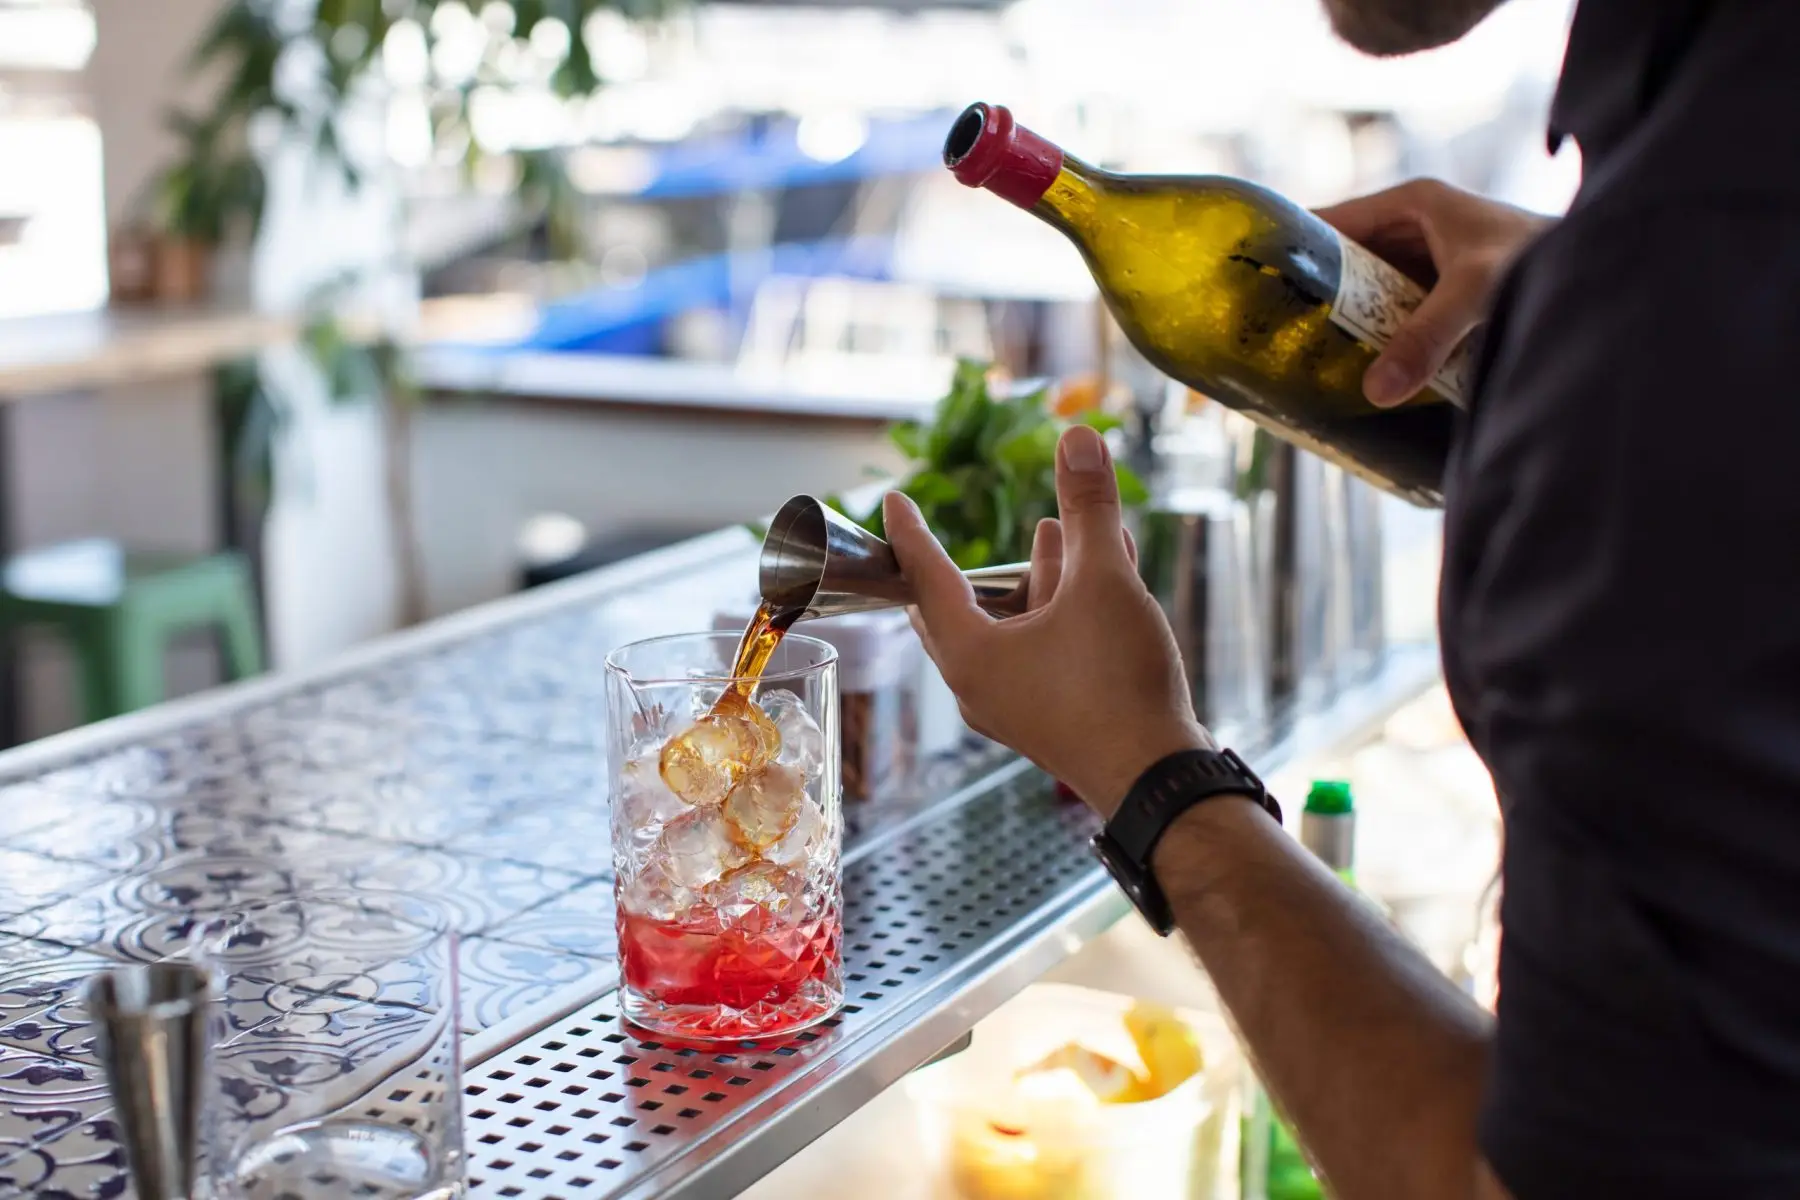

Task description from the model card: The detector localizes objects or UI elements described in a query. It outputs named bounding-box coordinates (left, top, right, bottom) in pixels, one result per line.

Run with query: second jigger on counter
left=760, top=495, right=1031, bottom=621
left=89, top=894, right=466, bottom=1200
left=87, top=961, right=215, bottom=1200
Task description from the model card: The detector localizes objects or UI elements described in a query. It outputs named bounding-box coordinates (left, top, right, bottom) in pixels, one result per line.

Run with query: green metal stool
left=0, top=539, right=265, bottom=723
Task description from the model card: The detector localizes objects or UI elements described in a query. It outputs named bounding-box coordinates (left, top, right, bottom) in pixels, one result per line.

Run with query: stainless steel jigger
left=87, top=962, right=215, bottom=1200
left=760, top=495, right=1031, bottom=620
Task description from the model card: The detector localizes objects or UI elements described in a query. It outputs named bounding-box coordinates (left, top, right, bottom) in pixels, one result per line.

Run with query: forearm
left=1152, top=798, right=1495, bottom=1200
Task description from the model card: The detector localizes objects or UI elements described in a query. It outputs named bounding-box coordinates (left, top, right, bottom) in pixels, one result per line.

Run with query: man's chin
left=1322, top=0, right=1505, bottom=56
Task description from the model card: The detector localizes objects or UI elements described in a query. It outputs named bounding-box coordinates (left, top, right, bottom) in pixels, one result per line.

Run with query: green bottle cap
left=1305, top=780, right=1354, bottom=815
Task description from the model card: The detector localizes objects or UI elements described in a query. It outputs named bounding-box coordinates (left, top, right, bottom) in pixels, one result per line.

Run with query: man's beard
left=1322, top=0, right=1509, bottom=55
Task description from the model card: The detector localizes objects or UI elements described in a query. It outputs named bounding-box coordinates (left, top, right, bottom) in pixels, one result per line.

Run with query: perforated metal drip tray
left=464, top=760, right=1110, bottom=1200
left=462, top=645, right=1441, bottom=1200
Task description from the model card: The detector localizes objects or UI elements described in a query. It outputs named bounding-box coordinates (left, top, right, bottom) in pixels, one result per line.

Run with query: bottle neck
left=1035, top=159, right=1104, bottom=241
left=944, top=103, right=1103, bottom=235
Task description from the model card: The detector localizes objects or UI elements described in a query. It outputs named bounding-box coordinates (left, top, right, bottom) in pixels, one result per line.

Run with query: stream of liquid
left=720, top=598, right=802, bottom=707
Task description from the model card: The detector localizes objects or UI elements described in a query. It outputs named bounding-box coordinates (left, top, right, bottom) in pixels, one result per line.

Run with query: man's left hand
left=884, top=425, right=1209, bottom=818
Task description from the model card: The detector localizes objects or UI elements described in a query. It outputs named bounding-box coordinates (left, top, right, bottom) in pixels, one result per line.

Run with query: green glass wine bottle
left=945, top=102, right=1467, bottom=507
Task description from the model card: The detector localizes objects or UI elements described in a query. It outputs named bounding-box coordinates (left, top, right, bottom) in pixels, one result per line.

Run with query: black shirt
left=1441, top=0, right=1800, bottom=1195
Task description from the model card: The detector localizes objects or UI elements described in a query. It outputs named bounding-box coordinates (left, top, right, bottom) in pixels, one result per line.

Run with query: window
left=0, top=0, right=106, bottom=318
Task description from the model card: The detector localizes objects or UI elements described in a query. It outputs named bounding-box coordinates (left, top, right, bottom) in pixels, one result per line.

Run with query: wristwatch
left=1089, top=747, right=1282, bottom=936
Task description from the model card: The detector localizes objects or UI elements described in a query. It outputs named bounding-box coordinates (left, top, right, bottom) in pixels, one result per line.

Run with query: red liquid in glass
left=617, top=903, right=842, bottom=1039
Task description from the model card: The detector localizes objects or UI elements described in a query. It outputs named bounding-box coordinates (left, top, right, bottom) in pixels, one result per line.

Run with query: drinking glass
left=606, top=631, right=843, bottom=1040
left=202, top=890, right=464, bottom=1199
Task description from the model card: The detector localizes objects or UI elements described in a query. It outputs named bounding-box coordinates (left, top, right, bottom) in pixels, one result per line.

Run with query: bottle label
left=1331, top=233, right=1471, bottom=407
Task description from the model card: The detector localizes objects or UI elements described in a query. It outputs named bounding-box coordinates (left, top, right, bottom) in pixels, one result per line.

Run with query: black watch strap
left=1108, top=747, right=1280, bottom=861
left=1089, top=748, right=1281, bottom=936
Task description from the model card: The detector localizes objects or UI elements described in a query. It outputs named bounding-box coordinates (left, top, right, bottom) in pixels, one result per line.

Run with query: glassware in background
left=203, top=891, right=464, bottom=1200
left=1136, top=486, right=1269, bottom=743
left=606, top=631, right=844, bottom=1040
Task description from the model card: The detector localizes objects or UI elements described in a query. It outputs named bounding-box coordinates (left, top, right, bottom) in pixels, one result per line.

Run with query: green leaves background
left=822, top=360, right=1149, bottom=570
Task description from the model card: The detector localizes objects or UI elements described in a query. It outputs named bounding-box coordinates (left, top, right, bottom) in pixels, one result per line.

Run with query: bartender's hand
left=1317, top=179, right=1551, bottom=407
left=884, top=426, right=1209, bottom=818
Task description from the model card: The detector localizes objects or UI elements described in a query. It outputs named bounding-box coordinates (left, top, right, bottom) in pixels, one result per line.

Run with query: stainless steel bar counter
left=0, top=523, right=1439, bottom=1199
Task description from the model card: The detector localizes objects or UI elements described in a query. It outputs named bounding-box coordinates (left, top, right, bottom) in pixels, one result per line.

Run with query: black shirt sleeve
left=1441, top=199, right=1800, bottom=1199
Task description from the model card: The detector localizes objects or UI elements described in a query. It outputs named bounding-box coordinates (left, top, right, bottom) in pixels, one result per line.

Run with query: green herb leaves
left=835, top=360, right=1148, bottom=568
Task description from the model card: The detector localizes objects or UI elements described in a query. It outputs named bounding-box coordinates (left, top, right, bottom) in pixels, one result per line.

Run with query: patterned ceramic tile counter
left=0, top=529, right=1011, bottom=1198
left=0, top=522, right=1439, bottom=1199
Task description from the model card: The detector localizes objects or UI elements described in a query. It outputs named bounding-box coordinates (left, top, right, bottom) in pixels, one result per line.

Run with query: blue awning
left=504, top=235, right=898, bottom=354
left=629, top=111, right=952, bottom=199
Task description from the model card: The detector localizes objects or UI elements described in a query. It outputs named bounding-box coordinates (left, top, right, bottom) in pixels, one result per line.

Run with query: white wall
left=256, top=347, right=402, bottom=668
left=88, top=0, right=221, bottom=223
left=412, top=402, right=904, bottom=616
left=251, top=135, right=407, bottom=668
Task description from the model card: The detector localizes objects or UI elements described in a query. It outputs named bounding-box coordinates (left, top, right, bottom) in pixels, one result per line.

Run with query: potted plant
left=109, top=112, right=266, bottom=307
left=134, top=0, right=684, bottom=628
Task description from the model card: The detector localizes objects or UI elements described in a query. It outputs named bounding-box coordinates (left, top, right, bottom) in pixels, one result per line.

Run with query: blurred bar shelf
left=0, top=306, right=296, bottom=397
left=0, top=297, right=554, bottom=398
left=0, top=518, right=1437, bottom=1199
left=0, top=298, right=945, bottom=425
left=413, top=345, right=941, bottom=425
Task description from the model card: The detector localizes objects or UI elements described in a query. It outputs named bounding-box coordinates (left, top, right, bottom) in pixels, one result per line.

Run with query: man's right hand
left=1316, top=179, right=1551, bottom=407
